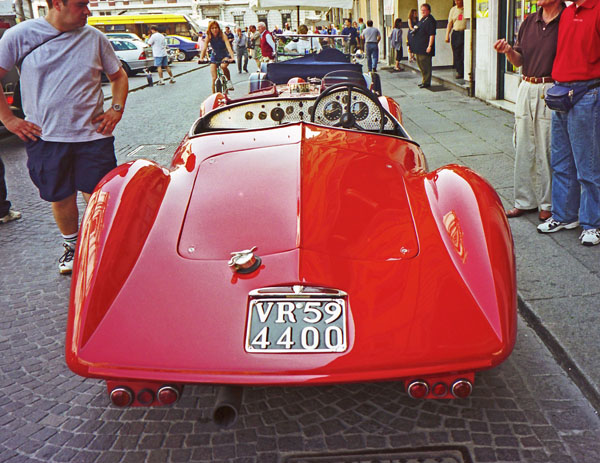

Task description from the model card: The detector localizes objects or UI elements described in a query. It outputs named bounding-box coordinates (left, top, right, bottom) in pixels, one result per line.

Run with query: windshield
left=274, top=34, right=353, bottom=61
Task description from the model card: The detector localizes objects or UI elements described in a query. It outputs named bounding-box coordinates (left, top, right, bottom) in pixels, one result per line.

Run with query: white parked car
left=106, top=32, right=145, bottom=44
left=109, top=39, right=153, bottom=76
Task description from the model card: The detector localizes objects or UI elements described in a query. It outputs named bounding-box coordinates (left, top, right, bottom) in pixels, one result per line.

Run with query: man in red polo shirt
left=537, top=0, right=600, bottom=246
left=494, top=0, right=564, bottom=222
left=257, top=22, right=275, bottom=62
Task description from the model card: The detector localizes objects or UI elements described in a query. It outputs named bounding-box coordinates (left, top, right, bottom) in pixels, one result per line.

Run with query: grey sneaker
left=579, top=228, right=600, bottom=246
left=0, top=209, right=21, bottom=224
left=226, top=80, right=234, bottom=91
left=537, top=217, right=579, bottom=233
left=59, top=243, right=75, bottom=275
left=169, top=78, right=176, bottom=84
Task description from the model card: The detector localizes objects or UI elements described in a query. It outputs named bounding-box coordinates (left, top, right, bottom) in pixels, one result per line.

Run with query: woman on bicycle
left=199, top=21, right=235, bottom=93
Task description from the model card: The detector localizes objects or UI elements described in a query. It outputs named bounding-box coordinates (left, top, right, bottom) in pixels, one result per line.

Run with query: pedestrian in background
left=148, top=25, right=175, bottom=85
left=357, top=17, right=366, bottom=50
left=412, top=3, right=436, bottom=88
left=0, top=156, right=21, bottom=224
left=389, top=18, right=404, bottom=71
left=284, top=24, right=321, bottom=54
left=0, top=0, right=128, bottom=274
left=494, top=0, right=563, bottom=222
left=537, top=0, right=600, bottom=246
left=342, top=19, right=358, bottom=54
left=224, top=26, right=234, bottom=48
left=257, top=21, right=276, bottom=62
left=445, top=0, right=466, bottom=79
left=361, top=19, right=381, bottom=72
left=234, top=27, right=249, bottom=73
left=249, top=24, right=262, bottom=68
left=407, top=8, right=418, bottom=62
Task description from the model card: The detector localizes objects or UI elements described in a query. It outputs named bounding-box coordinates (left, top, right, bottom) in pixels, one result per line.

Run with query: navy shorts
left=25, top=136, right=116, bottom=202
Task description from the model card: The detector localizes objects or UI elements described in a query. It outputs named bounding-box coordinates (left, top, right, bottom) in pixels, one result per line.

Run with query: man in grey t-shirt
left=0, top=0, right=129, bottom=275
left=361, top=19, right=381, bottom=72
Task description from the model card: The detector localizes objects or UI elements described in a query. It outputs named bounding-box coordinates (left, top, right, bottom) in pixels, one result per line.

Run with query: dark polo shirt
left=513, top=6, right=564, bottom=78
left=553, top=0, right=600, bottom=82
left=411, top=14, right=436, bottom=56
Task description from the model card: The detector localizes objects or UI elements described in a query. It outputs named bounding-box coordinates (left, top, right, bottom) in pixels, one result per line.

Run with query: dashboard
left=197, top=93, right=397, bottom=133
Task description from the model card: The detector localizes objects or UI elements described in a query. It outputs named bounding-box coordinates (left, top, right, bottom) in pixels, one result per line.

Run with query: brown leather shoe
left=505, top=207, right=537, bottom=218
left=539, top=210, right=552, bottom=221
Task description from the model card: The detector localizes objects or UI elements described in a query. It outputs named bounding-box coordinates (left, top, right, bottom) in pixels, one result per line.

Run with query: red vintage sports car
left=65, top=68, right=517, bottom=427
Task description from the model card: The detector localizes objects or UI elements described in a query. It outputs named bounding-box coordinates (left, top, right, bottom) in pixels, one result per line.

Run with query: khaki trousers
left=513, top=80, right=552, bottom=211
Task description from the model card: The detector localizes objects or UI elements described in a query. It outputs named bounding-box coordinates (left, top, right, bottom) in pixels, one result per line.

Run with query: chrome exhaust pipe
left=212, top=386, right=243, bottom=427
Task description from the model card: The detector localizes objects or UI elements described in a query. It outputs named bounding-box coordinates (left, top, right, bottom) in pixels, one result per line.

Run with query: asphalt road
left=0, top=62, right=599, bottom=462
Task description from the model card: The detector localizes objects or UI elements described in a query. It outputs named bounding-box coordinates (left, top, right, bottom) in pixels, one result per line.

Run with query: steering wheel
left=310, top=83, right=386, bottom=132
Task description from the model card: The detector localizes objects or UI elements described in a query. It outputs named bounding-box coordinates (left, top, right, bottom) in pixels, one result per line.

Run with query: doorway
left=502, top=0, right=539, bottom=102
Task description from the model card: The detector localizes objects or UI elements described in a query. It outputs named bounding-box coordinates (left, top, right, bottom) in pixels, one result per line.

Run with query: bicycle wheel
left=215, top=77, right=224, bottom=94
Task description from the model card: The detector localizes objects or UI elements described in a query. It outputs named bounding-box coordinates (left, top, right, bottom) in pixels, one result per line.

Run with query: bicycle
left=198, top=58, right=235, bottom=95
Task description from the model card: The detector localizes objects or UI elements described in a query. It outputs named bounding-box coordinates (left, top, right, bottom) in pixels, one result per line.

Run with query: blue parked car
left=165, top=35, right=200, bottom=61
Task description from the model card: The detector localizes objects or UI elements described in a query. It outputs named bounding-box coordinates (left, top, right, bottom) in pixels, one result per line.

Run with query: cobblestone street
left=1, top=64, right=599, bottom=462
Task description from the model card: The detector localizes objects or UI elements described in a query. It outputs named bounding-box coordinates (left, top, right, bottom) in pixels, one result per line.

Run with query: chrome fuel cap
left=228, top=246, right=262, bottom=274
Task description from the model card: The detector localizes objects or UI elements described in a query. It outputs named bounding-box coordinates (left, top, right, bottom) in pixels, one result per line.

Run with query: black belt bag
left=544, top=81, right=600, bottom=112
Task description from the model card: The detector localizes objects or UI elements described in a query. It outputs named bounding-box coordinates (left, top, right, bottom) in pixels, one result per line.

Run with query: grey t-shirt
left=147, top=32, right=167, bottom=58
left=362, top=26, right=381, bottom=43
left=0, top=18, right=121, bottom=142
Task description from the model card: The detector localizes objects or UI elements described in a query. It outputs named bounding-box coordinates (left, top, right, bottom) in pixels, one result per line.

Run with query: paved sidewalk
left=377, top=66, right=600, bottom=411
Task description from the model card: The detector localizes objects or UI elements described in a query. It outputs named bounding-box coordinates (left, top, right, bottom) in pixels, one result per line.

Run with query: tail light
left=157, top=385, right=180, bottom=405
left=451, top=379, right=473, bottom=398
left=137, top=389, right=155, bottom=405
left=6, top=95, right=14, bottom=105
left=139, top=51, right=146, bottom=60
left=407, top=380, right=429, bottom=399
left=195, top=43, right=199, bottom=49
left=431, top=382, right=448, bottom=397
left=110, top=387, right=134, bottom=407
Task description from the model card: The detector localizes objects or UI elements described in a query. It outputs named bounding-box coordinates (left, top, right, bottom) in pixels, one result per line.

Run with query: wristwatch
left=111, top=104, right=123, bottom=112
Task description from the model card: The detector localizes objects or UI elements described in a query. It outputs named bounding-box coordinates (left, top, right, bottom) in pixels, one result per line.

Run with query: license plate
left=245, top=297, right=347, bottom=353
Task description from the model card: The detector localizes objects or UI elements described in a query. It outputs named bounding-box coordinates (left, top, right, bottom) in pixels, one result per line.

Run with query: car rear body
left=109, top=38, right=153, bottom=75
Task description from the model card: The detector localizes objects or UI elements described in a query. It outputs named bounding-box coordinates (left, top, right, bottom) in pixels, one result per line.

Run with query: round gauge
left=258, top=111, right=267, bottom=120
left=271, top=107, right=285, bottom=122
left=286, top=106, right=294, bottom=114
left=323, top=101, right=343, bottom=121
left=342, top=94, right=349, bottom=105
left=245, top=111, right=254, bottom=120
left=352, top=101, right=369, bottom=121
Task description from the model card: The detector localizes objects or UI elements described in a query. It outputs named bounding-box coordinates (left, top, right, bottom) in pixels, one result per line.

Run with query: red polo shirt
left=552, top=0, right=600, bottom=82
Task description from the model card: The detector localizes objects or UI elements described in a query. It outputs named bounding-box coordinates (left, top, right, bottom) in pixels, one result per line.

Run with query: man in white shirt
left=147, top=25, right=175, bottom=85
left=284, top=24, right=322, bottom=55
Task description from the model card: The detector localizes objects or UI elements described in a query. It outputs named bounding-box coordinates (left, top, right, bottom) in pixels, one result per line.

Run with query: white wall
left=474, top=0, right=499, bottom=101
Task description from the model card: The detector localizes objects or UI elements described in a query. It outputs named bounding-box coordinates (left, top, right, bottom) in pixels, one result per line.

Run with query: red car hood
left=178, top=132, right=419, bottom=261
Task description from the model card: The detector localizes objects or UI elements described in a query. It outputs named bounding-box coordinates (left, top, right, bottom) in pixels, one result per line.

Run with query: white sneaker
left=226, top=80, right=234, bottom=91
left=0, top=209, right=21, bottom=224
left=579, top=228, right=600, bottom=246
left=169, top=78, right=176, bottom=84
left=156, top=80, right=165, bottom=86
left=59, top=243, right=75, bottom=275
left=537, top=217, right=579, bottom=233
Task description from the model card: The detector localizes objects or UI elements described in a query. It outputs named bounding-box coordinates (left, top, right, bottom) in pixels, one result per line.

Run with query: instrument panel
left=205, top=98, right=315, bottom=130
left=203, top=96, right=395, bottom=132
